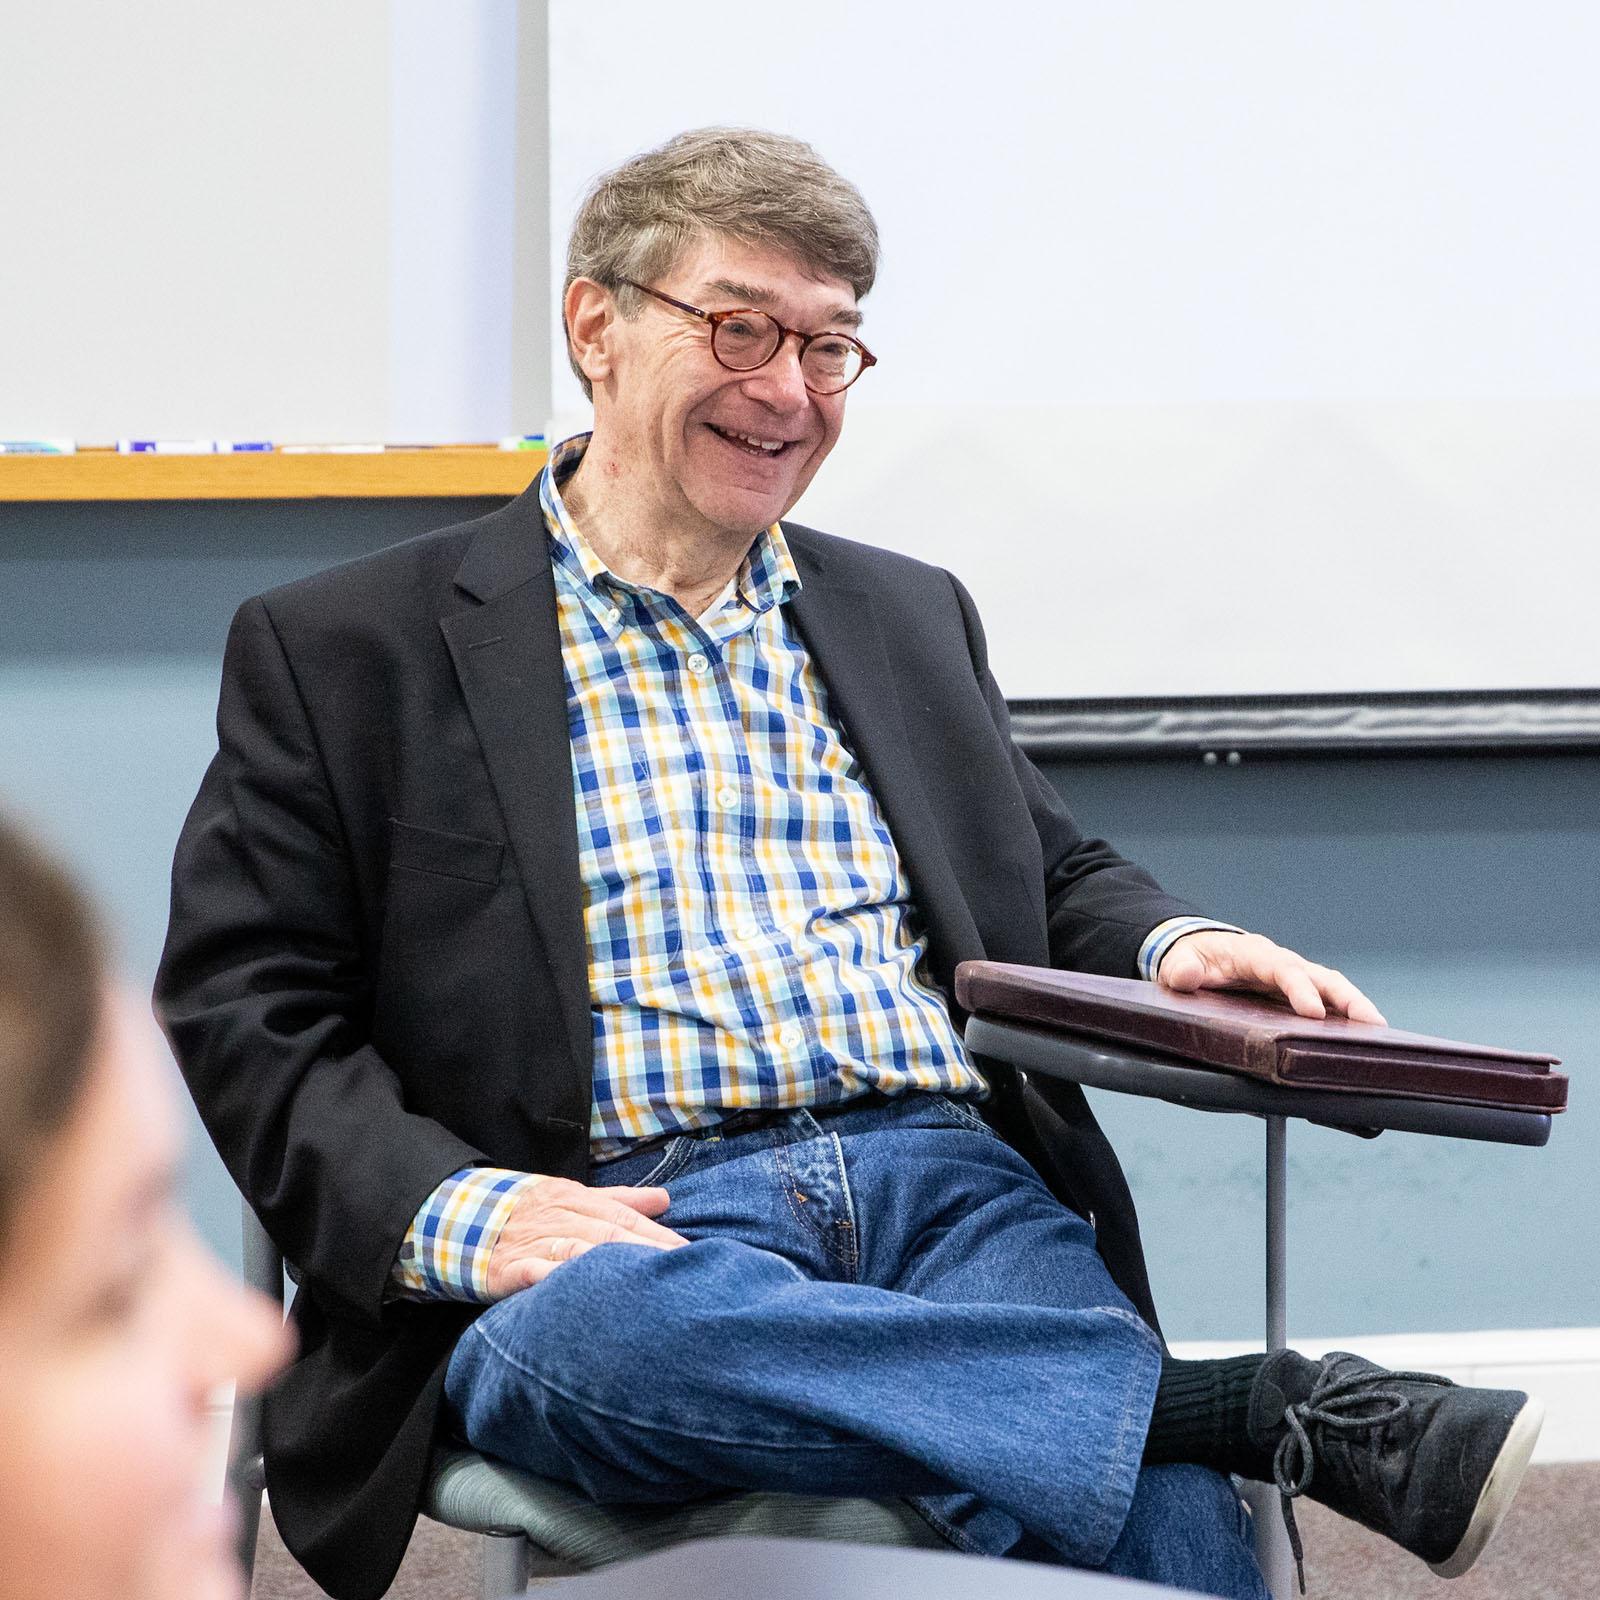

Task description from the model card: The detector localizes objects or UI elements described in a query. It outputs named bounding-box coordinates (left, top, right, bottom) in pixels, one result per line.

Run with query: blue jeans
left=444, top=1093, right=1266, bottom=1597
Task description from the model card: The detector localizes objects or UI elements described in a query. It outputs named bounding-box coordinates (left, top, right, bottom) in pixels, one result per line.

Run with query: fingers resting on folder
left=1155, top=929, right=1388, bottom=1027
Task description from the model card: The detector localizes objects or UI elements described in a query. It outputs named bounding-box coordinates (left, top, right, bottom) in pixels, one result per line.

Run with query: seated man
left=156, top=128, right=1540, bottom=1600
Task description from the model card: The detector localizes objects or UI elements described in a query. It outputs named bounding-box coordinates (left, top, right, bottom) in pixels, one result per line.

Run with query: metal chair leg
left=1249, top=1113, right=1295, bottom=1600
left=232, top=1206, right=282, bottom=1595
left=479, top=1529, right=531, bottom=1597
left=234, top=1473, right=264, bottom=1594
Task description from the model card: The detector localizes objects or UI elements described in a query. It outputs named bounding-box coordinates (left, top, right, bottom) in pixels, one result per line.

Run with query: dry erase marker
left=117, top=439, right=216, bottom=454
left=0, top=439, right=76, bottom=454
left=280, top=443, right=386, bottom=454
left=498, top=434, right=547, bottom=451
left=215, top=440, right=275, bottom=453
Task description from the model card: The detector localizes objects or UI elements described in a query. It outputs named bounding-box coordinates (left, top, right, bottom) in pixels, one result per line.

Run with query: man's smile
left=705, top=421, right=801, bottom=458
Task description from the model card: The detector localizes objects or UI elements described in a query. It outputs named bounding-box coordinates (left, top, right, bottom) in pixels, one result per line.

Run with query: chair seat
left=422, top=1447, right=948, bottom=1570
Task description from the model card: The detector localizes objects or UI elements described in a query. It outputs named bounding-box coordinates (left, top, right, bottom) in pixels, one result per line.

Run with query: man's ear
left=565, top=278, right=616, bottom=390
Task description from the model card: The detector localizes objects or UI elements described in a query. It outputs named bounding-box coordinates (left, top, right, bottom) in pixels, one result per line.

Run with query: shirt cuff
left=1137, top=916, right=1245, bottom=982
left=391, top=1166, right=543, bottom=1303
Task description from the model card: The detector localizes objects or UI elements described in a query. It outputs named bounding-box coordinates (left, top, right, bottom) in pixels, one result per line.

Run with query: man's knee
left=443, top=1242, right=667, bottom=1465
left=444, top=1236, right=794, bottom=1494
left=453, top=1237, right=764, bottom=1407
left=466, top=1240, right=666, bottom=1381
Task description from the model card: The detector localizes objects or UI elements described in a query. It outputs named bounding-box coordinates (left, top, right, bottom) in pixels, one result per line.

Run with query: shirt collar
left=540, top=433, right=801, bottom=627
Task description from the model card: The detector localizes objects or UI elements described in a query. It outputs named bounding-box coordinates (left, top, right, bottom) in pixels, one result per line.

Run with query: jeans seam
left=775, top=1142, right=857, bottom=1272
left=1079, top=1308, right=1164, bottom=1562
left=906, top=1498, right=994, bottom=1557
left=466, top=1318, right=874, bottom=1453
left=828, top=1130, right=860, bottom=1282
left=912, top=1310, right=1160, bottom=1568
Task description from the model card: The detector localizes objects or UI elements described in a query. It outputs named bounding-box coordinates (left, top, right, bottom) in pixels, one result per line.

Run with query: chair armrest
left=955, top=960, right=1565, bottom=1116
left=963, top=1015, right=1551, bottom=1147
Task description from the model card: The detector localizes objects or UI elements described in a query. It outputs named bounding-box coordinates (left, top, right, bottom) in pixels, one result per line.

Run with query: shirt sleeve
left=1136, top=916, right=1246, bottom=982
left=391, top=1166, right=544, bottom=1302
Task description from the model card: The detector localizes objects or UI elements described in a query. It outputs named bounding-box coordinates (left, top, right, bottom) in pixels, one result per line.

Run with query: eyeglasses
left=619, top=280, right=877, bottom=395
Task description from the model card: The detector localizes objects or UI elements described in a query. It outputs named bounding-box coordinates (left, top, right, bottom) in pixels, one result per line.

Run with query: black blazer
left=156, top=475, right=1200, bottom=1600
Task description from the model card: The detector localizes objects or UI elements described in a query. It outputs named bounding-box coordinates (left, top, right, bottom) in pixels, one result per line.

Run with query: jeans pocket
left=600, top=1136, right=694, bottom=1190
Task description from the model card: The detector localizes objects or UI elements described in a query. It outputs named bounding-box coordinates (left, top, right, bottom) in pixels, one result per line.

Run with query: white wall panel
left=547, top=0, right=1600, bottom=697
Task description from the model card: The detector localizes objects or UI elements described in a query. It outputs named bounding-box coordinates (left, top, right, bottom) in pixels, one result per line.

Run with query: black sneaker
left=1248, top=1349, right=1544, bottom=1588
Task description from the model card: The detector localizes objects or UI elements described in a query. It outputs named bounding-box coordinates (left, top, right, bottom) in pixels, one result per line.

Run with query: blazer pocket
left=387, top=818, right=506, bottom=886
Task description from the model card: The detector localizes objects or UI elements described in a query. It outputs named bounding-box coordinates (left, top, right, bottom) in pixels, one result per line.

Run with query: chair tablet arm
left=962, top=1015, right=1551, bottom=1148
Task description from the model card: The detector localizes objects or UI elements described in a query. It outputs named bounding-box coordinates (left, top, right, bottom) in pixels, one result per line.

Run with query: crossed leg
left=443, top=1097, right=1266, bottom=1597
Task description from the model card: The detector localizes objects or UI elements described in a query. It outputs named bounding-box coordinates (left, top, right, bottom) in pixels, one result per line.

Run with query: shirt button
left=736, top=921, right=759, bottom=942
left=778, top=1025, right=804, bottom=1051
left=716, top=785, right=739, bottom=811
left=687, top=652, right=710, bottom=673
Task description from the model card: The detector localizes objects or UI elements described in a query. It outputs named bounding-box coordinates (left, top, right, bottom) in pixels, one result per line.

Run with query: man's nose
left=741, top=334, right=811, bottom=411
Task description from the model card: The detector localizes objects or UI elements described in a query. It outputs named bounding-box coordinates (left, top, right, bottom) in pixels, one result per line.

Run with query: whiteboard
left=547, top=0, right=1600, bottom=700
left=0, top=1, right=531, bottom=446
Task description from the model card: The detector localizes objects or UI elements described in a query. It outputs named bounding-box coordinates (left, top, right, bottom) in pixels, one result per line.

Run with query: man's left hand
left=1157, top=929, right=1387, bottom=1025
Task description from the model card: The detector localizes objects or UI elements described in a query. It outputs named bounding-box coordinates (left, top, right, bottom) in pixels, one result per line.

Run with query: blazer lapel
left=786, top=539, right=983, bottom=987
left=440, top=478, right=591, bottom=1079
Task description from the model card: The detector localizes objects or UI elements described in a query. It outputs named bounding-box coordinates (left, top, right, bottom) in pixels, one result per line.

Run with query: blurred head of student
left=0, top=814, right=289, bottom=1600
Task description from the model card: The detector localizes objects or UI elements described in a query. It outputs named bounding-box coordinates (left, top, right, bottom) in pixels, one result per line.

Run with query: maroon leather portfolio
left=954, top=963, right=1567, bottom=1113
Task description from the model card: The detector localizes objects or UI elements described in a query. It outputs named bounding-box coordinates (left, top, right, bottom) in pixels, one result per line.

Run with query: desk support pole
left=1266, top=1114, right=1287, bottom=1350
left=1249, top=1113, right=1295, bottom=1599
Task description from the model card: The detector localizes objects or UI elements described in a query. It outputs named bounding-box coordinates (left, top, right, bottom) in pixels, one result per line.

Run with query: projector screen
left=548, top=0, right=1600, bottom=703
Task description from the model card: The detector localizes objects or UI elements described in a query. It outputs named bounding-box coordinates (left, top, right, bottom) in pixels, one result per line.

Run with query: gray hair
left=563, top=127, right=880, bottom=398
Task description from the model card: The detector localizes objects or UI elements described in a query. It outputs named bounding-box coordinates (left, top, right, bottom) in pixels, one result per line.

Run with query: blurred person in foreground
left=0, top=812, right=288, bottom=1600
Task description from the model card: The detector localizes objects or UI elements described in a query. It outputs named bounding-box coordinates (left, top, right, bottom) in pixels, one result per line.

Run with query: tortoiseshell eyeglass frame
left=619, top=279, right=877, bottom=395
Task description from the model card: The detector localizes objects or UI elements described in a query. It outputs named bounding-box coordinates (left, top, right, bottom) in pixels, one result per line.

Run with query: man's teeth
left=714, top=425, right=785, bottom=453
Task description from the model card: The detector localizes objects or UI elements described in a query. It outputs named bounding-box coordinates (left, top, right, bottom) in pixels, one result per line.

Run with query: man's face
left=593, top=235, right=860, bottom=538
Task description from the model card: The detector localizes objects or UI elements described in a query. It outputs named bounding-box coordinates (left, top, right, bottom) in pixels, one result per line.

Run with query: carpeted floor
left=249, top=1461, right=1600, bottom=1599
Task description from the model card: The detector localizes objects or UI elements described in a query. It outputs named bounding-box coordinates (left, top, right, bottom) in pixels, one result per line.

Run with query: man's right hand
left=484, top=1176, right=688, bottom=1298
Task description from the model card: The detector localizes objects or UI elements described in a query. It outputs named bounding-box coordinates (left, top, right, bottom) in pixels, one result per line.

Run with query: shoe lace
left=1271, top=1355, right=1451, bottom=1594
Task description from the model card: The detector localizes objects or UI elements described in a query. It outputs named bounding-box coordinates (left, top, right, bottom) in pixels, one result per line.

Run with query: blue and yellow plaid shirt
left=394, top=435, right=1230, bottom=1299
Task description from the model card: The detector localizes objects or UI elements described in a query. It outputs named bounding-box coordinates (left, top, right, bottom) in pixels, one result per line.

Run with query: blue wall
left=1040, top=752, right=1596, bottom=1339
left=2, top=499, right=1593, bottom=1341
left=0, top=498, right=497, bottom=1288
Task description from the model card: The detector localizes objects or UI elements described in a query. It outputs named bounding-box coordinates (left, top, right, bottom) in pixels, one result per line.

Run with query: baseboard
left=1169, top=1327, right=1600, bottom=1463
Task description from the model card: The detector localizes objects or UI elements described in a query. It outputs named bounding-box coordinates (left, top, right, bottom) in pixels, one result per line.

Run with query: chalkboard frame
left=1010, top=688, right=1600, bottom=760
